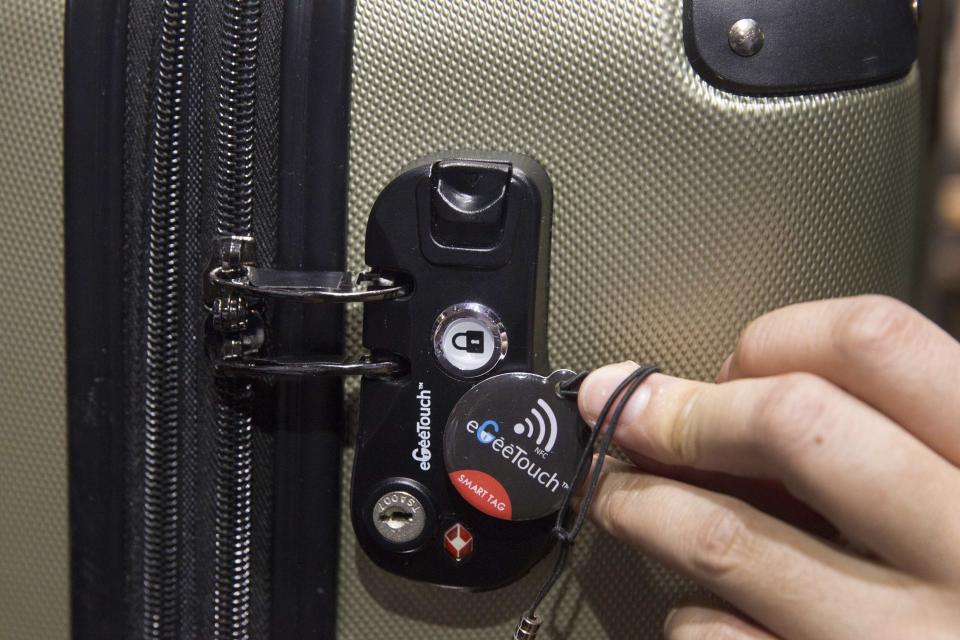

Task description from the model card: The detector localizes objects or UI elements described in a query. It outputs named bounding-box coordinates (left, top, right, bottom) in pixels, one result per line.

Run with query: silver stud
left=728, top=19, right=765, bottom=57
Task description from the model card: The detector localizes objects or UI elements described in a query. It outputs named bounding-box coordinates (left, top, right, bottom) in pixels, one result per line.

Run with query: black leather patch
left=684, top=0, right=917, bottom=95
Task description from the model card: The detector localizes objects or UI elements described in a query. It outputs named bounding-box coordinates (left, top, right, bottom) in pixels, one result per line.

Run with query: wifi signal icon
left=512, top=399, right=559, bottom=453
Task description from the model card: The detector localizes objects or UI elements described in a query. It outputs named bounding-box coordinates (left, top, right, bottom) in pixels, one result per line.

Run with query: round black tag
left=443, top=370, right=587, bottom=521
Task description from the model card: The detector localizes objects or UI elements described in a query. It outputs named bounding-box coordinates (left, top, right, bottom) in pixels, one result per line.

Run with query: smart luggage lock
left=351, top=152, right=558, bottom=589
left=204, top=152, right=567, bottom=589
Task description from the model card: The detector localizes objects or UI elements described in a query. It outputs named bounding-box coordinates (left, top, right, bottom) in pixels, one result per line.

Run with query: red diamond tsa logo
left=443, top=523, right=474, bottom=561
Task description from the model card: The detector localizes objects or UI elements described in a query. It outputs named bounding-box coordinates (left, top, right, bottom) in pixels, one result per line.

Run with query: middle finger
left=588, top=458, right=926, bottom=640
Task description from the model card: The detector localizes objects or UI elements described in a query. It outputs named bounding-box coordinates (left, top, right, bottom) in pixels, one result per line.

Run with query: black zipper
left=211, top=1, right=262, bottom=638
left=141, top=1, right=190, bottom=637
left=139, top=0, right=264, bottom=637
left=68, top=0, right=355, bottom=636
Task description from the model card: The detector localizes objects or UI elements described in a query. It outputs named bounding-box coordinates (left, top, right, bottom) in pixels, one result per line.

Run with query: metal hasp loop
left=205, top=235, right=408, bottom=304
left=207, top=262, right=408, bottom=304
left=215, top=355, right=406, bottom=379
left=204, top=235, right=407, bottom=379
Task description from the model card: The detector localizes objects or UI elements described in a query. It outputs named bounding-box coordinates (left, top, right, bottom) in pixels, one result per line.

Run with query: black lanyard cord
left=516, top=364, right=660, bottom=637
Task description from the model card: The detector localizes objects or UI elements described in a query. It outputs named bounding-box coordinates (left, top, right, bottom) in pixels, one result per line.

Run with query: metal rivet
left=728, top=19, right=764, bottom=57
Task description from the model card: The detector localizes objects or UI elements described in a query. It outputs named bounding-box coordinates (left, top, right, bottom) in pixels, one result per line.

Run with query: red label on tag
left=448, top=469, right=513, bottom=520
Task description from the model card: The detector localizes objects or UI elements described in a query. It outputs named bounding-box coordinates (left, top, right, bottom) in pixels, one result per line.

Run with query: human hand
left=577, top=296, right=960, bottom=639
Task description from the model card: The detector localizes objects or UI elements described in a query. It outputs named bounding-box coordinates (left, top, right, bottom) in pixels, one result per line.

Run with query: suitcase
left=0, top=0, right=930, bottom=638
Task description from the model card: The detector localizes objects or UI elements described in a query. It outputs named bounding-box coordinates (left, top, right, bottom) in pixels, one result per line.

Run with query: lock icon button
left=432, top=303, right=507, bottom=378
left=452, top=330, right=485, bottom=354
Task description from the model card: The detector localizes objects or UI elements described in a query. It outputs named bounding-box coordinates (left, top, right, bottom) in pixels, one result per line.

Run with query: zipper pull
left=204, top=235, right=407, bottom=378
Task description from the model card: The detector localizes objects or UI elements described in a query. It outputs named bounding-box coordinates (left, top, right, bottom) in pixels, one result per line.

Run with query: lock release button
left=432, top=303, right=507, bottom=378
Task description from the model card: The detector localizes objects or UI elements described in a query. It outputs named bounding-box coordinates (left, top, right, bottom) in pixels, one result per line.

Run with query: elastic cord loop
left=551, top=526, right=573, bottom=545
left=555, top=370, right=589, bottom=399
left=523, top=364, right=660, bottom=620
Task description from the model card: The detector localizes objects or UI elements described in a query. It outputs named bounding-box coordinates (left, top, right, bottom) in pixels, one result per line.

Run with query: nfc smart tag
left=443, top=370, right=587, bottom=521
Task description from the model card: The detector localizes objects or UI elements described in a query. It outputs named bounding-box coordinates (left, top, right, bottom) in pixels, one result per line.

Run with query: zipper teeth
left=214, top=0, right=260, bottom=236
left=212, top=382, right=254, bottom=638
left=212, top=1, right=261, bottom=638
left=142, top=1, right=190, bottom=638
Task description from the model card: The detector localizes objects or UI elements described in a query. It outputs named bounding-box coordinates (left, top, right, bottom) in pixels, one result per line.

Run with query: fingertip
left=577, top=361, right=641, bottom=424
left=716, top=353, right=735, bottom=383
left=663, top=608, right=679, bottom=632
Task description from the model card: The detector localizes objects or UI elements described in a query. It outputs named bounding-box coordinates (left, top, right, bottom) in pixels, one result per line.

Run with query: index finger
left=585, top=458, right=927, bottom=640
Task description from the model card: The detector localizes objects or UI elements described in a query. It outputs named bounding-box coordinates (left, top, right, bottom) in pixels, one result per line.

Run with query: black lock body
left=351, top=152, right=554, bottom=589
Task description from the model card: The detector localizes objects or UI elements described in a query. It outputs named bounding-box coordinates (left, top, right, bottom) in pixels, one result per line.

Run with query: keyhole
left=379, top=508, right=414, bottom=530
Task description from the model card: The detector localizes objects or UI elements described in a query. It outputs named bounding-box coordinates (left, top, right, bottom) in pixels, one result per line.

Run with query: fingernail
left=579, top=362, right=652, bottom=426
left=715, top=353, right=734, bottom=383
left=663, top=608, right=679, bottom=630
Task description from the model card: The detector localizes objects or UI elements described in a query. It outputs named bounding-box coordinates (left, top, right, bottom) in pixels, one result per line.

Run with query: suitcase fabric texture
left=0, top=0, right=922, bottom=639
left=1, top=2, right=68, bottom=639
left=339, top=3, right=920, bottom=638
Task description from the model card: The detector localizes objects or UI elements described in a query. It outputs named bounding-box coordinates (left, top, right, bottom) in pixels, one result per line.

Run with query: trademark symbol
left=418, top=382, right=424, bottom=390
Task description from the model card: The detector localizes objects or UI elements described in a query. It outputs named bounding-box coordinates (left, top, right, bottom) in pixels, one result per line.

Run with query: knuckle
left=596, top=474, right=644, bottom=540
left=664, top=386, right=706, bottom=464
left=733, top=315, right=773, bottom=371
left=753, top=374, right=831, bottom=461
left=834, top=295, right=917, bottom=359
left=690, top=504, right=754, bottom=581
